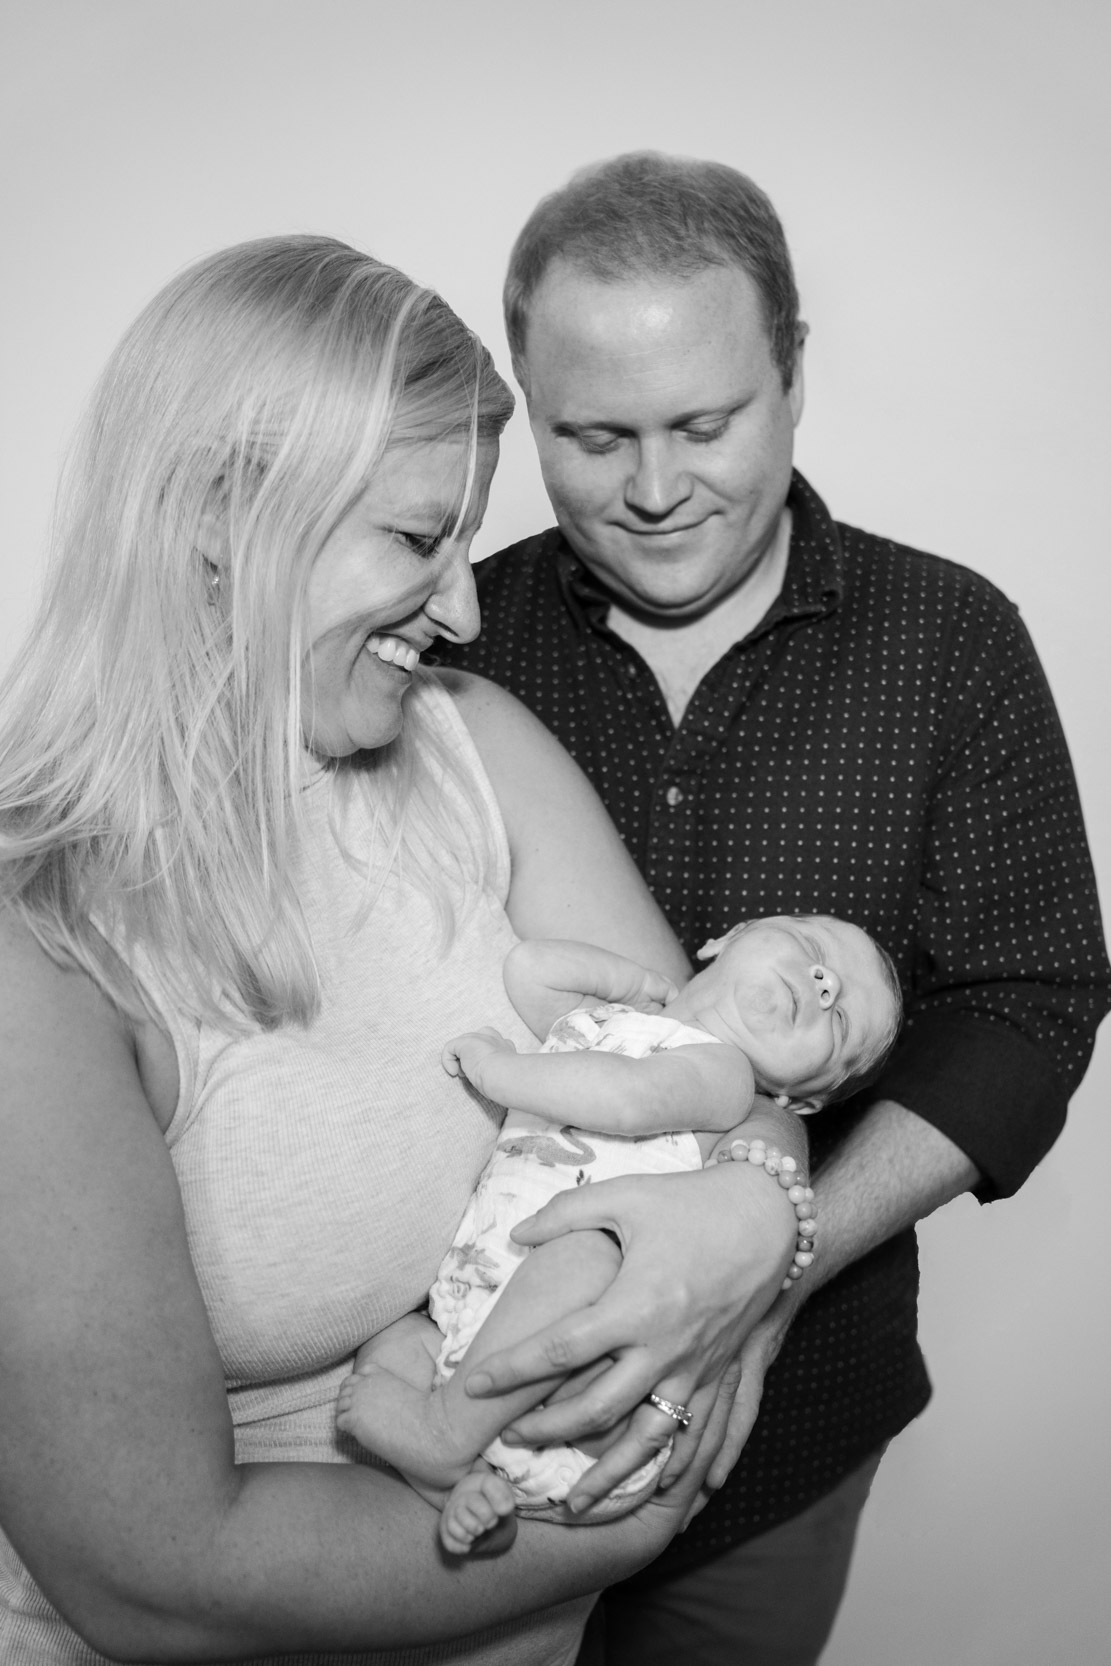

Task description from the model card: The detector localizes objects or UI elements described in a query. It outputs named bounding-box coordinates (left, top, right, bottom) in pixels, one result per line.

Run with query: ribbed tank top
left=0, top=676, right=590, bottom=1666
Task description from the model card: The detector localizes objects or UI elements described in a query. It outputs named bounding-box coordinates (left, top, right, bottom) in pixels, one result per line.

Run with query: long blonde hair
left=0, top=236, right=514, bottom=1029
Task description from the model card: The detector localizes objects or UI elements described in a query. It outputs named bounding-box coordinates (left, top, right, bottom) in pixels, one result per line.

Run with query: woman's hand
left=463, top=1159, right=799, bottom=1510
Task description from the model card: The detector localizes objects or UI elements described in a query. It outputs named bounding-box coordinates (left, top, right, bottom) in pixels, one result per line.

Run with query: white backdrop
left=2, top=3, right=1108, bottom=1661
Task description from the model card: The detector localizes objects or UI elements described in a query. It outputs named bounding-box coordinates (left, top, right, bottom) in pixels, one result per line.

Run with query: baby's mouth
left=366, top=633, right=420, bottom=672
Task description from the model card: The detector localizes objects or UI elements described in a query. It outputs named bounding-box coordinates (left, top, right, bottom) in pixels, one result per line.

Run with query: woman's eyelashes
left=393, top=526, right=447, bottom=559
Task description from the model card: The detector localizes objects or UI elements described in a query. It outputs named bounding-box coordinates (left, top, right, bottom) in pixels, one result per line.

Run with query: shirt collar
left=552, top=469, right=844, bottom=638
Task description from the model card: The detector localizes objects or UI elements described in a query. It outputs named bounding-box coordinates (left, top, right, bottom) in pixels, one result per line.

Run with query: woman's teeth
left=366, top=634, right=420, bottom=672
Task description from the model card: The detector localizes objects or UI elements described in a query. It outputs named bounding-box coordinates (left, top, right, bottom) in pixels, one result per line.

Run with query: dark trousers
left=577, top=1448, right=884, bottom=1666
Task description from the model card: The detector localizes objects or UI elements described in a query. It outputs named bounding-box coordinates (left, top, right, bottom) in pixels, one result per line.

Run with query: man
left=440, top=153, right=1110, bottom=1665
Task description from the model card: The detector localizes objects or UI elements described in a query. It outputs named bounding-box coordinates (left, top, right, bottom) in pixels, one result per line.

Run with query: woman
left=0, top=237, right=801, bottom=1663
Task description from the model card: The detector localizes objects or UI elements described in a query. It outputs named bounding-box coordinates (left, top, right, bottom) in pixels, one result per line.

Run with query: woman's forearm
left=61, top=1458, right=670, bottom=1661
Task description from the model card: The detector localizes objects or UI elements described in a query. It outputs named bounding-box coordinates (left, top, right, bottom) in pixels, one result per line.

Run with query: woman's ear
left=195, top=505, right=230, bottom=569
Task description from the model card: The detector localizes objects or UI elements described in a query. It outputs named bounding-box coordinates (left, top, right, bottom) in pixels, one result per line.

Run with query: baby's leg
left=336, top=1311, right=466, bottom=1493
left=337, top=1231, right=623, bottom=1491
left=440, top=1459, right=518, bottom=1556
left=430, top=1226, right=624, bottom=1464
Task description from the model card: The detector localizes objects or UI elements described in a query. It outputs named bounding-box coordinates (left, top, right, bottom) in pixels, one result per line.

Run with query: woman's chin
left=302, top=693, right=408, bottom=759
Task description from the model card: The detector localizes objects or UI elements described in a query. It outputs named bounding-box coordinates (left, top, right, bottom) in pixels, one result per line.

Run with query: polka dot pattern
left=439, top=470, right=1110, bottom=1563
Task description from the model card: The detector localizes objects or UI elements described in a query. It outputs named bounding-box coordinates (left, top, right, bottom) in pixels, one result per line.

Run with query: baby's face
left=692, top=915, right=897, bottom=1104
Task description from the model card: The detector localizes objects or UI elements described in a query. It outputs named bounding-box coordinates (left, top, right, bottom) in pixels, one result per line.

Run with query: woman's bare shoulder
left=0, top=908, right=169, bottom=1122
left=433, top=665, right=527, bottom=724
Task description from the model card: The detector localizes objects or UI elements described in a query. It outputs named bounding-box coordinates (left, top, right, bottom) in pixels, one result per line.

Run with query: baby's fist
left=442, top=1028, right=517, bottom=1082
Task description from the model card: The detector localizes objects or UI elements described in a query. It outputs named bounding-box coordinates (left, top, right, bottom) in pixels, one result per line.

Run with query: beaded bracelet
left=715, top=1137, right=818, bottom=1290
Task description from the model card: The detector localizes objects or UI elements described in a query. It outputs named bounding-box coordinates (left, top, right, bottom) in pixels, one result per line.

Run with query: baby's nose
left=810, top=964, right=840, bottom=1008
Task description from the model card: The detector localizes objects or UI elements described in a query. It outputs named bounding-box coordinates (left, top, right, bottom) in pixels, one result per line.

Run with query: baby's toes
left=335, top=1376, right=358, bottom=1425
left=481, top=1475, right=516, bottom=1518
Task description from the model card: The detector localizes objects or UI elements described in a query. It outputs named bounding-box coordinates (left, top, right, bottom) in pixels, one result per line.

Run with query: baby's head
left=674, top=914, right=901, bottom=1110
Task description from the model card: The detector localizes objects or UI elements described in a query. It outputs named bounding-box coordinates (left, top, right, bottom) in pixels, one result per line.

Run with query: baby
left=337, top=915, right=900, bottom=1553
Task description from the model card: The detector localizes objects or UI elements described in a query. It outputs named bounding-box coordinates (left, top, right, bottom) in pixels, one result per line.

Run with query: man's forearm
left=803, top=1097, right=979, bottom=1294
left=705, top=1096, right=981, bottom=1489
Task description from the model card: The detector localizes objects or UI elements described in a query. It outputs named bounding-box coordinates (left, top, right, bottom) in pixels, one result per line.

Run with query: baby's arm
left=444, top=1033, right=756, bottom=1138
left=503, top=938, right=681, bottom=1040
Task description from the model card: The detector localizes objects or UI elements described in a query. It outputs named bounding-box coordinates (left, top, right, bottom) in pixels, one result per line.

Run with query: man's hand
left=701, top=1286, right=802, bottom=1495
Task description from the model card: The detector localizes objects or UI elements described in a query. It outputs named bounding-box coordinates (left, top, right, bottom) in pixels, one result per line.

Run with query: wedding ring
left=645, top=1392, right=693, bottom=1429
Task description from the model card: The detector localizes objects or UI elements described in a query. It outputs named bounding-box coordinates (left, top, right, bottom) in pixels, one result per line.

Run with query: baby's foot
left=441, top=1467, right=517, bottom=1556
left=335, top=1372, right=378, bottom=1448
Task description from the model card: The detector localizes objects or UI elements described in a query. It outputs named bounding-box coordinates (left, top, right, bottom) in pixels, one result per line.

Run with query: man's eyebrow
left=550, top=418, right=626, bottom=434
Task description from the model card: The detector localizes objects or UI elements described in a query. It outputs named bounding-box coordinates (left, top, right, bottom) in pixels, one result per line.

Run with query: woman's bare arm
left=445, top=672, right=690, bottom=980
left=0, top=915, right=703, bottom=1661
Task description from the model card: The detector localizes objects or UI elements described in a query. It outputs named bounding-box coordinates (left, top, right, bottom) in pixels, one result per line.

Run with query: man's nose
left=428, top=545, right=481, bottom=644
left=810, top=964, right=840, bottom=1008
left=625, top=438, right=693, bottom=519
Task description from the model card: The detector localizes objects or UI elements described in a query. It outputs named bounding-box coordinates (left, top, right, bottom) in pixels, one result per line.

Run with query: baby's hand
left=442, top=1028, right=517, bottom=1083
left=627, top=967, right=681, bottom=1014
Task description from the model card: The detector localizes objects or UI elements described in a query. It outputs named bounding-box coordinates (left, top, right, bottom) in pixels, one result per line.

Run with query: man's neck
left=607, top=509, right=792, bottom=727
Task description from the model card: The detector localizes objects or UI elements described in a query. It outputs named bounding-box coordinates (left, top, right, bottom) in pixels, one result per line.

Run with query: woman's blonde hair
left=0, top=236, right=514, bottom=1030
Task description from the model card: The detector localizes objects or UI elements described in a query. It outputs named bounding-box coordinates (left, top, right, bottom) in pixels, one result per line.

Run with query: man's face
left=520, top=260, right=804, bottom=619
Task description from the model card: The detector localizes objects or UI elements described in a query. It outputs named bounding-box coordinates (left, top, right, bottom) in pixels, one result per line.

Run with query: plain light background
left=1, top=3, right=1107, bottom=1661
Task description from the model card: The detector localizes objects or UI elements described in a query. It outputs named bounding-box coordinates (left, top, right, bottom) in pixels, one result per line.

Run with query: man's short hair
left=504, top=151, right=802, bottom=389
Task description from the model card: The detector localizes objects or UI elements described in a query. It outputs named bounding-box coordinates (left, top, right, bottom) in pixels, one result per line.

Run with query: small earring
left=774, top=1094, right=790, bottom=1108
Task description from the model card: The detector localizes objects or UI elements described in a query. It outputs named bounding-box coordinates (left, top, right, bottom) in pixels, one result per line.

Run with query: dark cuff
left=873, top=1012, right=1068, bottom=1201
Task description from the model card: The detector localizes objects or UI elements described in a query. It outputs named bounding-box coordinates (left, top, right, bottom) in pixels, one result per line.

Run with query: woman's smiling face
left=301, top=438, right=497, bottom=757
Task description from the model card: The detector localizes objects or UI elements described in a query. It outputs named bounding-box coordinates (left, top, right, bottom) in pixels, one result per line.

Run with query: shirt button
left=665, top=785, right=685, bottom=807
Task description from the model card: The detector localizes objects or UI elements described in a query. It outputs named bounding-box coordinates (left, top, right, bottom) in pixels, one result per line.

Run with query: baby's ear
left=697, top=921, right=749, bottom=961
left=786, top=1095, right=824, bottom=1115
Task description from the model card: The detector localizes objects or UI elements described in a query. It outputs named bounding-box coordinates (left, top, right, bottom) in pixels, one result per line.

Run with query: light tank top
left=0, top=676, right=591, bottom=1666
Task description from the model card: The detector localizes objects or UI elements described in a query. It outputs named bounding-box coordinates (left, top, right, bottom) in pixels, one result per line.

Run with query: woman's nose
left=428, top=546, right=481, bottom=644
left=810, top=964, right=840, bottom=1008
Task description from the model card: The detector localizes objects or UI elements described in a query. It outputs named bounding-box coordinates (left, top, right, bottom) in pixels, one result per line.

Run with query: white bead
left=780, top=1156, right=798, bottom=1172
left=798, top=1219, right=818, bottom=1237
left=787, top=1184, right=808, bottom=1204
left=747, top=1148, right=768, bottom=1164
left=793, top=1251, right=814, bottom=1268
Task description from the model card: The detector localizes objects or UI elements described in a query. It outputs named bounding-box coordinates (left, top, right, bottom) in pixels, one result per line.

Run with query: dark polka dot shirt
left=438, top=470, right=1110, bottom=1567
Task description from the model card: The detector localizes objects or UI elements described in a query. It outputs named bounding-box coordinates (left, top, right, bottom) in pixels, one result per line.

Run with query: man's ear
left=788, top=322, right=808, bottom=427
